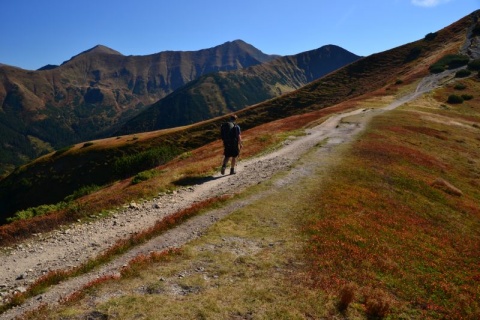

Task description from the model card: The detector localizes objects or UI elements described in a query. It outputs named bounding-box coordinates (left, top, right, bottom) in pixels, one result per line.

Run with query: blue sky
left=1, top=0, right=479, bottom=70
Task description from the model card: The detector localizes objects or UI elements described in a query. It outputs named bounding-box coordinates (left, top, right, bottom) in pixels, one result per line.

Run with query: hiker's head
left=230, top=114, right=238, bottom=121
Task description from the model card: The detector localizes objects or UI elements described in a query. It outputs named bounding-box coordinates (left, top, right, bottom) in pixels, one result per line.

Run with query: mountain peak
left=219, top=39, right=266, bottom=53
left=61, top=45, right=123, bottom=65
left=83, top=45, right=123, bottom=56
left=207, top=39, right=280, bottom=65
left=224, top=39, right=249, bottom=47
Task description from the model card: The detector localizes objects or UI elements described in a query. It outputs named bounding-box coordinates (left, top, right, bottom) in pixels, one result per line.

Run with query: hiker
left=220, top=114, right=242, bottom=175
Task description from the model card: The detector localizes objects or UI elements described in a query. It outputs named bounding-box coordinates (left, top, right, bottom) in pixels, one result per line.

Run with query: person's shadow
left=173, top=174, right=224, bottom=187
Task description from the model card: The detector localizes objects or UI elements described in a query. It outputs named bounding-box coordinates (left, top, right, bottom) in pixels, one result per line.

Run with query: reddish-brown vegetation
left=302, top=106, right=480, bottom=318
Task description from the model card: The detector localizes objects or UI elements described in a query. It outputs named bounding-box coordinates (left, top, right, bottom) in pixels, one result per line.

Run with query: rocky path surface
left=0, top=71, right=452, bottom=319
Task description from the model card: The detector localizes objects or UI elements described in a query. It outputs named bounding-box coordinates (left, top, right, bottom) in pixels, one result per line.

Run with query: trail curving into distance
left=0, top=70, right=455, bottom=319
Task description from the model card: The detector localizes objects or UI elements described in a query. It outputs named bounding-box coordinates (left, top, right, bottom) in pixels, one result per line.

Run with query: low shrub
left=424, top=32, right=437, bottom=41
left=446, top=55, right=470, bottom=69
left=461, top=94, right=474, bottom=101
left=447, top=94, right=464, bottom=104
left=454, top=83, right=466, bottom=90
left=455, top=69, right=472, bottom=78
left=429, top=54, right=469, bottom=74
left=429, top=65, right=445, bottom=74
left=467, top=59, right=480, bottom=71
left=365, top=293, right=391, bottom=319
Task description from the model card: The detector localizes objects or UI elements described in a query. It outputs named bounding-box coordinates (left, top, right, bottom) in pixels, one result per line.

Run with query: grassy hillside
left=0, top=9, right=475, bottom=224
left=19, top=52, right=480, bottom=320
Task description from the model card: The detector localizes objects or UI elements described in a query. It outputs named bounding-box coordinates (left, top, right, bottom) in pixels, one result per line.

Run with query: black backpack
left=220, top=121, right=238, bottom=145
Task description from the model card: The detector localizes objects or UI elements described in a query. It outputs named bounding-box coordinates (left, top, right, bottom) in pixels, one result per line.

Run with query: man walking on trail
left=220, top=114, right=242, bottom=175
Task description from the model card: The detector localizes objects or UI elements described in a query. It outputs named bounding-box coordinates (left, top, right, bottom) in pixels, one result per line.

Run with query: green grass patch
left=6, top=202, right=68, bottom=222
left=131, top=169, right=162, bottom=185
left=113, top=145, right=181, bottom=178
left=429, top=54, right=469, bottom=74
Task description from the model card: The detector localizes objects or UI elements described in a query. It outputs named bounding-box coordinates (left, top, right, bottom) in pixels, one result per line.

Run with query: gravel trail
left=0, top=71, right=451, bottom=319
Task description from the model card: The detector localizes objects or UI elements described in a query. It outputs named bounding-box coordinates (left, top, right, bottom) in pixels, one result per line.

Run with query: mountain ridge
left=0, top=40, right=279, bottom=176
left=116, top=44, right=361, bottom=134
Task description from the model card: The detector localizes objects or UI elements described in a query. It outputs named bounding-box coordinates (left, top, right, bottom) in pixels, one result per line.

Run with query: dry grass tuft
left=364, top=289, right=392, bottom=319
left=338, top=282, right=358, bottom=311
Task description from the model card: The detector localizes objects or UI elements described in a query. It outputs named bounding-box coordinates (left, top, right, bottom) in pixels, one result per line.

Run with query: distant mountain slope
left=0, top=40, right=277, bottom=176
left=117, top=45, right=360, bottom=134
left=0, top=10, right=478, bottom=222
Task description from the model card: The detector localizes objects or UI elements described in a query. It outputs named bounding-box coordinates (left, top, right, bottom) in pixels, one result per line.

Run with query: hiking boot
left=221, top=166, right=226, bottom=175
left=230, top=168, right=236, bottom=175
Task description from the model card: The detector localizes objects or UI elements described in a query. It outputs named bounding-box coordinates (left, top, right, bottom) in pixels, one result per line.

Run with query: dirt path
left=0, top=71, right=453, bottom=319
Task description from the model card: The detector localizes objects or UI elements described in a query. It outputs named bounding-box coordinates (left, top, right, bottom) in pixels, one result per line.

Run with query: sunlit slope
left=0, top=10, right=476, bottom=222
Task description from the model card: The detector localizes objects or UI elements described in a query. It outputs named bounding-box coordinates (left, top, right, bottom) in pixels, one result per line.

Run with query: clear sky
left=1, top=0, right=479, bottom=70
